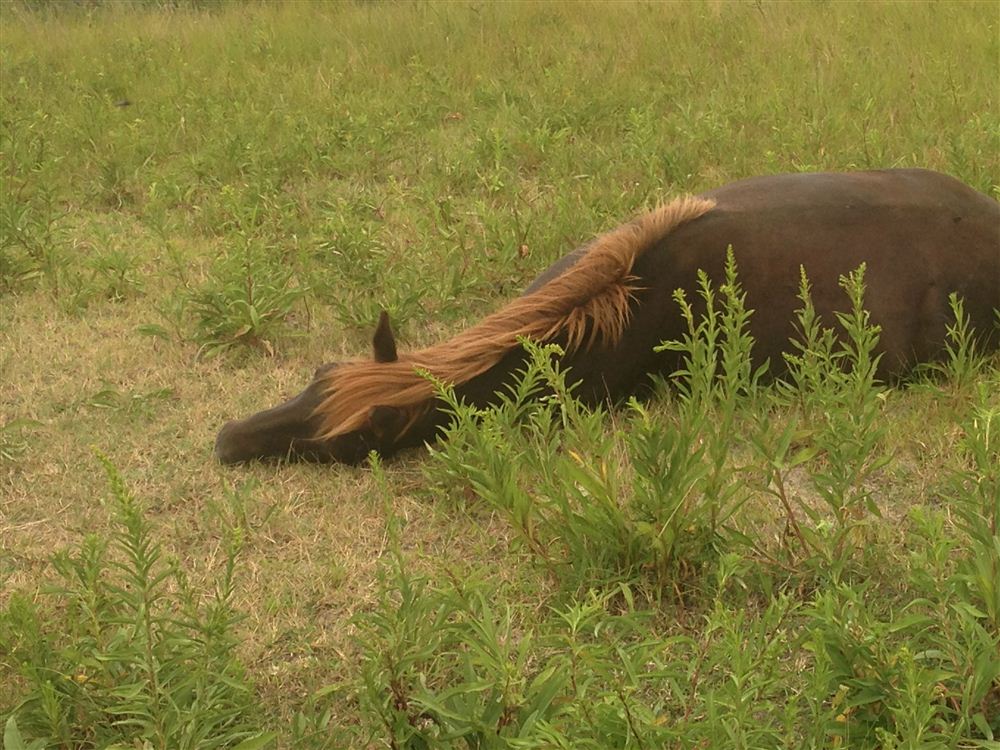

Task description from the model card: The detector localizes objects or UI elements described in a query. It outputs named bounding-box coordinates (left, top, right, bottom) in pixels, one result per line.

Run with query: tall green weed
left=0, top=456, right=275, bottom=749
left=749, top=265, right=890, bottom=581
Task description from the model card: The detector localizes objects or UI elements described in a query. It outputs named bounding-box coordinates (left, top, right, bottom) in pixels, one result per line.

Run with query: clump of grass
left=0, top=454, right=275, bottom=749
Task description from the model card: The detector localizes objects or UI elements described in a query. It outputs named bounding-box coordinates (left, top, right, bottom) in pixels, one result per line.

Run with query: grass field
left=1, top=1, right=999, bottom=748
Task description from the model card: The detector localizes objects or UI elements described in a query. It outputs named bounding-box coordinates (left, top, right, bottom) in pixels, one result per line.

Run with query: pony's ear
left=372, top=310, right=398, bottom=363
left=367, top=405, right=407, bottom=442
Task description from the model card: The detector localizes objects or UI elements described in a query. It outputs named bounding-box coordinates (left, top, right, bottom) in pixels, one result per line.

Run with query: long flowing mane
left=316, top=195, right=716, bottom=439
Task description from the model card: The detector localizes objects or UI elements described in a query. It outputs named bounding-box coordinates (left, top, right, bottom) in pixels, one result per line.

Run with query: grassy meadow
left=1, top=1, right=999, bottom=747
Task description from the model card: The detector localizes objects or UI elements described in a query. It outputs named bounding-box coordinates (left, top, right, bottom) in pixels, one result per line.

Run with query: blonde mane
left=316, top=195, right=716, bottom=439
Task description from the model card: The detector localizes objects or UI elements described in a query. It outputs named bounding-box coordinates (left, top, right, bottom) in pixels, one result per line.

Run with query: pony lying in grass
left=215, top=169, right=999, bottom=465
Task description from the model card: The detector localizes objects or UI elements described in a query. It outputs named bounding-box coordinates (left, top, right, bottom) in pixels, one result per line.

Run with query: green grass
left=1, top=1, right=998, bottom=748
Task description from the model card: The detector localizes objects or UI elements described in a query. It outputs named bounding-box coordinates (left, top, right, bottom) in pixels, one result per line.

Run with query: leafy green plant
left=203, top=478, right=282, bottom=548
left=3, top=715, right=45, bottom=750
left=656, top=247, right=764, bottom=529
left=0, top=454, right=275, bottom=749
left=916, top=293, right=993, bottom=399
left=137, top=288, right=191, bottom=344
left=677, top=590, right=800, bottom=749
left=949, top=390, right=1000, bottom=631
left=307, top=201, right=436, bottom=333
left=353, top=536, right=682, bottom=749
left=0, top=183, right=68, bottom=295
left=804, top=581, right=1000, bottom=748
left=755, top=265, right=890, bottom=580
left=0, top=418, right=39, bottom=463
left=76, top=382, right=174, bottom=418
left=92, top=146, right=135, bottom=209
left=623, top=399, right=713, bottom=591
left=427, top=337, right=731, bottom=600
left=928, top=605, right=1000, bottom=743
left=898, top=504, right=999, bottom=743
left=87, top=247, right=144, bottom=302
left=186, top=236, right=305, bottom=358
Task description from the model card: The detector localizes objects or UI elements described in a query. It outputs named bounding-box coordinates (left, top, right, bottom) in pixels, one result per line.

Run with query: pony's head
left=214, top=312, right=413, bottom=465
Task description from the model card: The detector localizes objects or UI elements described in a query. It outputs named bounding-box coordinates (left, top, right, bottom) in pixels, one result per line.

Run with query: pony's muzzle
left=214, top=420, right=247, bottom=465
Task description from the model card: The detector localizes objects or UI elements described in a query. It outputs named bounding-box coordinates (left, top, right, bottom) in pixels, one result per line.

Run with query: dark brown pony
left=215, top=169, right=1000, bottom=465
